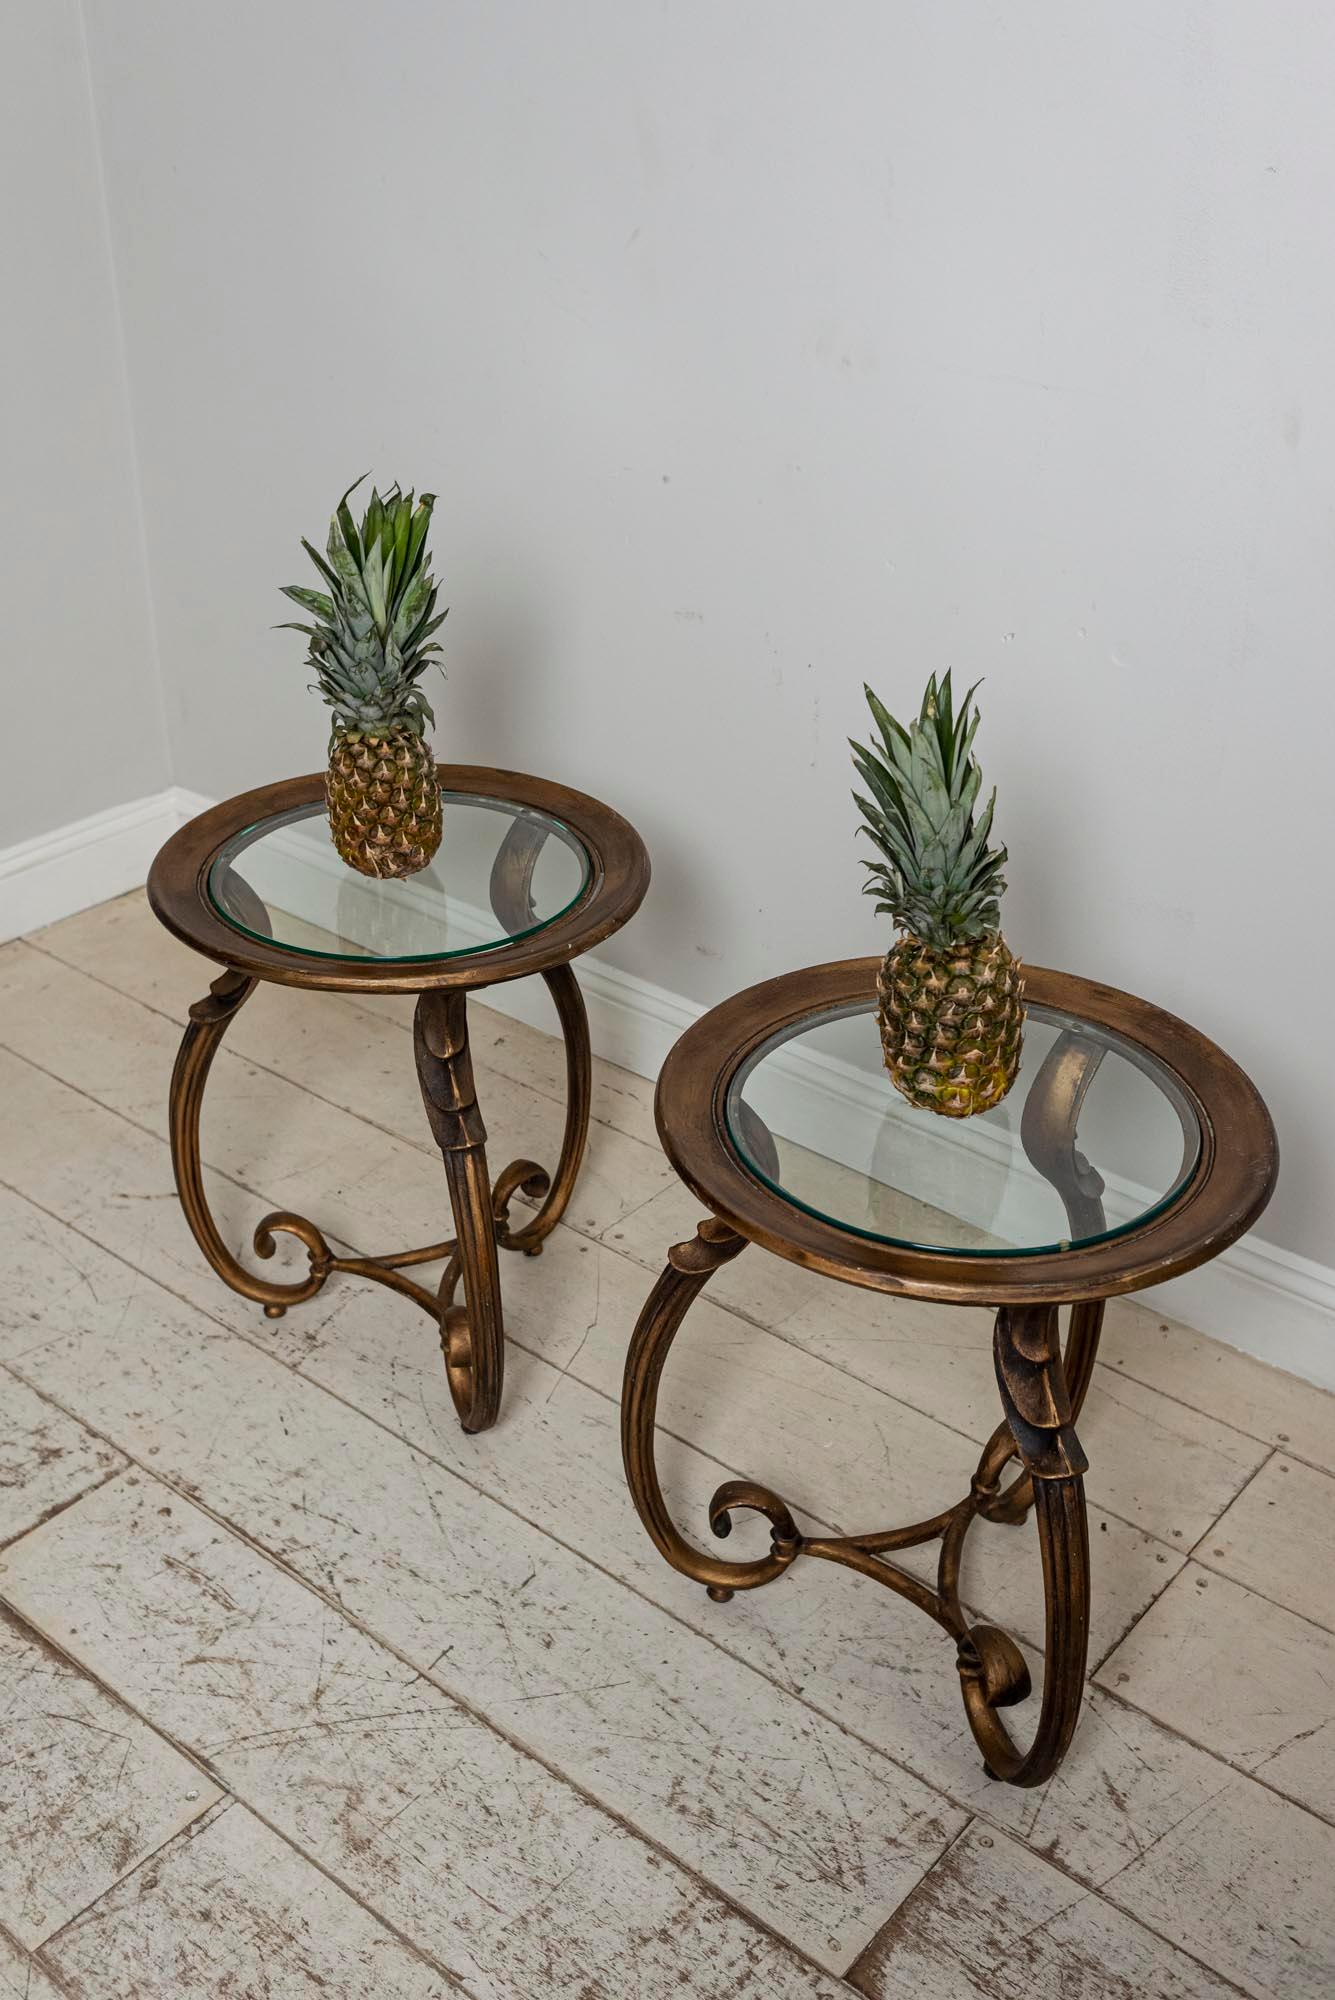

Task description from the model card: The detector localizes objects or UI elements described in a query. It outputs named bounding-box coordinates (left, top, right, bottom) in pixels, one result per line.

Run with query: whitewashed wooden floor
left=1, top=893, right=1333, bottom=1998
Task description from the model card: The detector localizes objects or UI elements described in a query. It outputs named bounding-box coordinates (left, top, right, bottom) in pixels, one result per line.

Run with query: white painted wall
left=0, top=0, right=165, bottom=847
left=77, top=1, right=1333, bottom=1270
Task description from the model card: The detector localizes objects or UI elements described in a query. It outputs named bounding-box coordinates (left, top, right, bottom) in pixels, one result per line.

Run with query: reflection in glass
left=725, top=1001, right=1199, bottom=1258
left=209, top=793, right=591, bottom=964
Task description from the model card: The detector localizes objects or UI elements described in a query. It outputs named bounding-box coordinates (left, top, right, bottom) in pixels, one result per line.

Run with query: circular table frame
left=621, top=958, right=1277, bottom=1788
left=149, top=766, right=650, bottom=1434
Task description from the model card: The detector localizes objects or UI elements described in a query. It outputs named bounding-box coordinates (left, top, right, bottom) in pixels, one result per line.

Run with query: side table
left=149, top=766, right=648, bottom=1434
left=621, top=959, right=1276, bottom=1786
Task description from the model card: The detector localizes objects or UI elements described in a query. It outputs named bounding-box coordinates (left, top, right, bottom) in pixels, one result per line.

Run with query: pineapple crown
left=279, top=475, right=447, bottom=738
left=850, top=671, right=1009, bottom=951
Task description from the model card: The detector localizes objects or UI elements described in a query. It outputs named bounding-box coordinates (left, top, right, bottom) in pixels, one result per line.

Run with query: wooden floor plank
left=0, top=1370, right=123, bottom=1548
left=0, top=1157, right=1182, bottom=1835
left=0, top=1046, right=348, bottom=1348
left=0, top=1176, right=994, bottom=1798
left=0, top=1602, right=220, bottom=1949
left=11, top=1180, right=1335, bottom=1996
left=37, top=1802, right=456, bottom=2000
left=1098, top=1308, right=1335, bottom=1481
left=5, top=1221, right=964, bottom=1974
left=3, top=1475, right=857, bottom=1999
left=0, top=1200, right=143, bottom=1369
left=1098, top=1560, right=1335, bottom=1822
left=0, top=933, right=671, bottom=1249
left=0, top=1047, right=1181, bottom=1671
left=1197, top=1455, right=1335, bottom=1632
left=957, top=1689, right=1335, bottom=1998
left=0, top=1929, right=61, bottom=2000
left=254, top=1232, right=1335, bottom=1999
left=848, top=1821, right=1241, bottom=1998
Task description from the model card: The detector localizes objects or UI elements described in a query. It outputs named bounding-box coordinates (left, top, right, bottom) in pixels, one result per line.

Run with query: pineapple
left=850, top=672, right=1023, bottom=1118
left=281, top=477, right=447, bottom=878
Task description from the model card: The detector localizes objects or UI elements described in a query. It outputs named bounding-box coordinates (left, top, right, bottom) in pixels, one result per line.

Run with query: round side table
left=621, top=958, right=1276, bottom=1787
left=149, top=765, right=649, bottom=1434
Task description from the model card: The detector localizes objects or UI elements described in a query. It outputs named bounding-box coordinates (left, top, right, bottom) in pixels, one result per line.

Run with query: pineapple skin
left=326, top=727, right=442, bottom=880
left=877, top=932, right=1024, bottom=1119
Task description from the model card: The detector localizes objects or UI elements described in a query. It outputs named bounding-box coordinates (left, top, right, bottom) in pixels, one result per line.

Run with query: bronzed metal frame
left=621, top=959, right=1277, bottom=1788
left=151, top=767, right=649, bottom=1434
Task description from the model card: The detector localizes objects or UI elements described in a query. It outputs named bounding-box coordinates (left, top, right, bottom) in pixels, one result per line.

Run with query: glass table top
left=724, top=1001, right=1201, bottom=1257
left=209, top=792, right=592, bottom=963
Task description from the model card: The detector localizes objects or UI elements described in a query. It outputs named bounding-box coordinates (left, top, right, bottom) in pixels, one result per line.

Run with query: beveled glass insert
left=724, top=1001, right=1201, bottom=1256
left=209, top=793, right=591, bottom=963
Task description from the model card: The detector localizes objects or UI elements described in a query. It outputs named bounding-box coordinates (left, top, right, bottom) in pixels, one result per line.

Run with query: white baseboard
left=0, top=787, right=197, bottom=945
left=171, top=787, right=215, bottom=825
left=1135, top=1236, right=1335, bottom=1391
left=7, top=789, right=1333, bottom=1392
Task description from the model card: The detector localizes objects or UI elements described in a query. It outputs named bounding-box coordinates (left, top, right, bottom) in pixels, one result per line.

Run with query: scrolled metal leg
left=621, top=1220, right=802, bottom=1602
left=485, top=813, right=594, bottom=1259
left=169, top=971, right=335, bottom=1316
left=620, top=1242, right=1094, bottom=1786
left=493, top=965, right=591, bottom=1254
left=970, top=1028, right=1110, bottom=1528
left=415, top=988, right=505, bottom=1433
left=957, top=1302, right=1090, bottom=1787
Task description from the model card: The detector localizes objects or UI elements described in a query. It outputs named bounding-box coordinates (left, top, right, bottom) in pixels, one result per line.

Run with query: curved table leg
left=170, top=970, right=336, bottom=1316
left=415, top=987, right=505, bottom=1433
left=621, top=1230, right=1094, bottom=1786
left=976, top=1030, right=1111, bottom=1527
left=958, top=1302, right=1090, bottom=1787
left=622, top=1220, right=803, bottom=1602
left=484, top=812, right=594, bottom=1258
left=493, top=965, right=592, bottom=1254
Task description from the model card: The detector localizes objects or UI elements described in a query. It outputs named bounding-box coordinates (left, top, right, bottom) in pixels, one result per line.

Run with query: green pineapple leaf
left=851, top=674, right=1007, bottom=948
left=404, top=495, right=435, bottom=584
left=298, top=538, right=342, bottom=595
left=282, top=474, right=447, bottom=734
left=280, top=584, right=334, bottom=621
left=361, top=487, right=385, bottom=563
left=334, top=474, right=369, bottom=567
